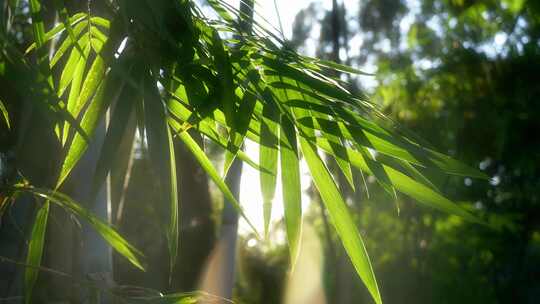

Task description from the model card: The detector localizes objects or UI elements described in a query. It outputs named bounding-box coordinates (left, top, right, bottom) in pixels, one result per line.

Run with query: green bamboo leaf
left=206, top=0, right=235, bottom=22
left=18, top=186, right=145, bottom=270
left=28, top=0, right=47, bottom=48
left=61, top=43, right=91, bottom=144
left=210, top=30, right=236, bottom=141
left=315, top=59, right=374, bottom=76
left=167, top=99, right=265, bottom=173
left=263, top=57, right=359, bottom=106
left=300, top=137, right=382, bottom=304
left=0, top=99, right=10, bottom=129
left=299, top=116, right=488, bottom=179
left=313, top=114, right=355, bottom=190
left=53, top=0, right=85, bottom=58
left=74, top=55, right=106, bottom=116
left=316, top=139, right=484, bottom=224
left=24, top=202, right=49, bottom=304
left=50, top=21, right=88, bottom=67
left=25, top=12, right=86, bottom=54
left=174, top=129, right=260, bottom=236
left=279, top=115, right=302, bottom=269
left=259, top=102, right=279, bottom=237
left=223, top=91, right=257, bottom=175
left=90, top=17, right=111, bottom=29
left=58, top=36, right=89, bottom=97
left=90, top=26, right=108, bottom=44
left=29, top=0, right=53, bottom=88
left=57, top=76, right=110, bottom=187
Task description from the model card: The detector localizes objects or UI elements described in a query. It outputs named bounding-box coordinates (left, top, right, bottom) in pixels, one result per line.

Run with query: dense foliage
left=0, top=0, right=512, bottom=303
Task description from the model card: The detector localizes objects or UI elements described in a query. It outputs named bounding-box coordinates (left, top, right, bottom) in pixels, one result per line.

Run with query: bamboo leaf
left=300, top=137, right=382, bottom=304
left=210, top=30, right=237, bottom=141
left=61, top=43, right=91, bottom=144
left=58, top=37, right=89, bottom=97
left=0, top=99, right=10, bottom=129
left=50, top=21, right=88, bottom=67
left=75, top=55, right=106, bottom=116
left=223, top=91, right=257, bottom=175
left=57, top=76, right=111, bottom=187
left=259, top=102, right=279, bottom=237
left=28, top=0, right=46, bottom=47
left=24, top=202, right=49, bottom=304
left=29, top=0, right=53, bottom=88
left=174, top=129, right=260, bottom=236
left=316, top=139, right=484, bottom=224
left=315, top=59, right=374, bottom=76
left=279, top=115, right=302, bottom=269
left=18, top=186, right=145, bottom=270
left=25, top=12, right=86, bottom=54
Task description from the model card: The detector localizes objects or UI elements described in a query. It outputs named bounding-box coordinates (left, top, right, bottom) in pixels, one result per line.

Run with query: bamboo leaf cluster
left=0, top=0, right=489, bottom=303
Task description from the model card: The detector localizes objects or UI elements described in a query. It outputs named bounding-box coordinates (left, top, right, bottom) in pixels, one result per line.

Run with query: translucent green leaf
left=50, top=21, right=88, bottom=67
left=259, top=102, right=279, bottom=237
left=315, top=59, right=375, bottom=76
left=58, top=37, right=89, bottom=97
left=90, top=17, right=111, bottom=29
left=57, top=77, right=109, bottom=187
left=24, top=202, right=49, bottom=304
left=316, top=139, right=484, bottom=224
left=25, top=12, right=86, bottom=54
left=61, top=43, right=91, bottom=144
left=74, top=55, right=106, bottom=116
left=210, top=30, right=237, bottom=141
left=300, top=137, right=382, bottom=304
left=279, top=115, right=302, bottom=269
left=19, top=186, right=145, bottom=270
left=223, top=91, right=257, bottom=175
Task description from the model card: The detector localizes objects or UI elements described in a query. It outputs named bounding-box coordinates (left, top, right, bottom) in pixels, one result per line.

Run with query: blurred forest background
left=1, top=0, right=539, bottom=303
left=233, top=0, right=540, bottom=302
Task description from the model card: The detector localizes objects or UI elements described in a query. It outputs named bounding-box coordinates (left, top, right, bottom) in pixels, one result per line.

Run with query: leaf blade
left=300, top=137, right=382, bottom=304
left=279, top=115, right=302, bottom=269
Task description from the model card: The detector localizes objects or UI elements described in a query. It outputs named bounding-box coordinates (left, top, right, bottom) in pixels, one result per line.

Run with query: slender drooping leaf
left=57, top=36, right=89, bottom=97
left=259, top=102, right=279, bottom=237
left=50, top=21, right=88, bottom=67
left=316, top=139, right=484, bottom=224
left=174, top=129, right=259, bottom=236
left=61, top=43, right=91, bottom=144
left=279, top=115, right=302, bottom=269
left=28, top=0, right=53, bottom=88
left=223, top=91, right=257, bottom=175
left=28, top=0, right=46, bottom=47
left=0, top=99, right=9, bottom=129
left=25, top=12, right=87, bottom=54
left=300, top=137, right=382, bottom=304
left=24, top=201, right=49, bottom=304
left=73, top=55, right=106, bottom=117
left=57, top=76, right=111, bottom=187
left=18, top=186, right=145, bottom=270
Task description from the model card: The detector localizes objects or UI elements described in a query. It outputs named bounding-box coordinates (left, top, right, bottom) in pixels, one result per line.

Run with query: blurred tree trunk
left=170, top=132, right=215, bottom=292
left=199, top=158, right=242, bottom=302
